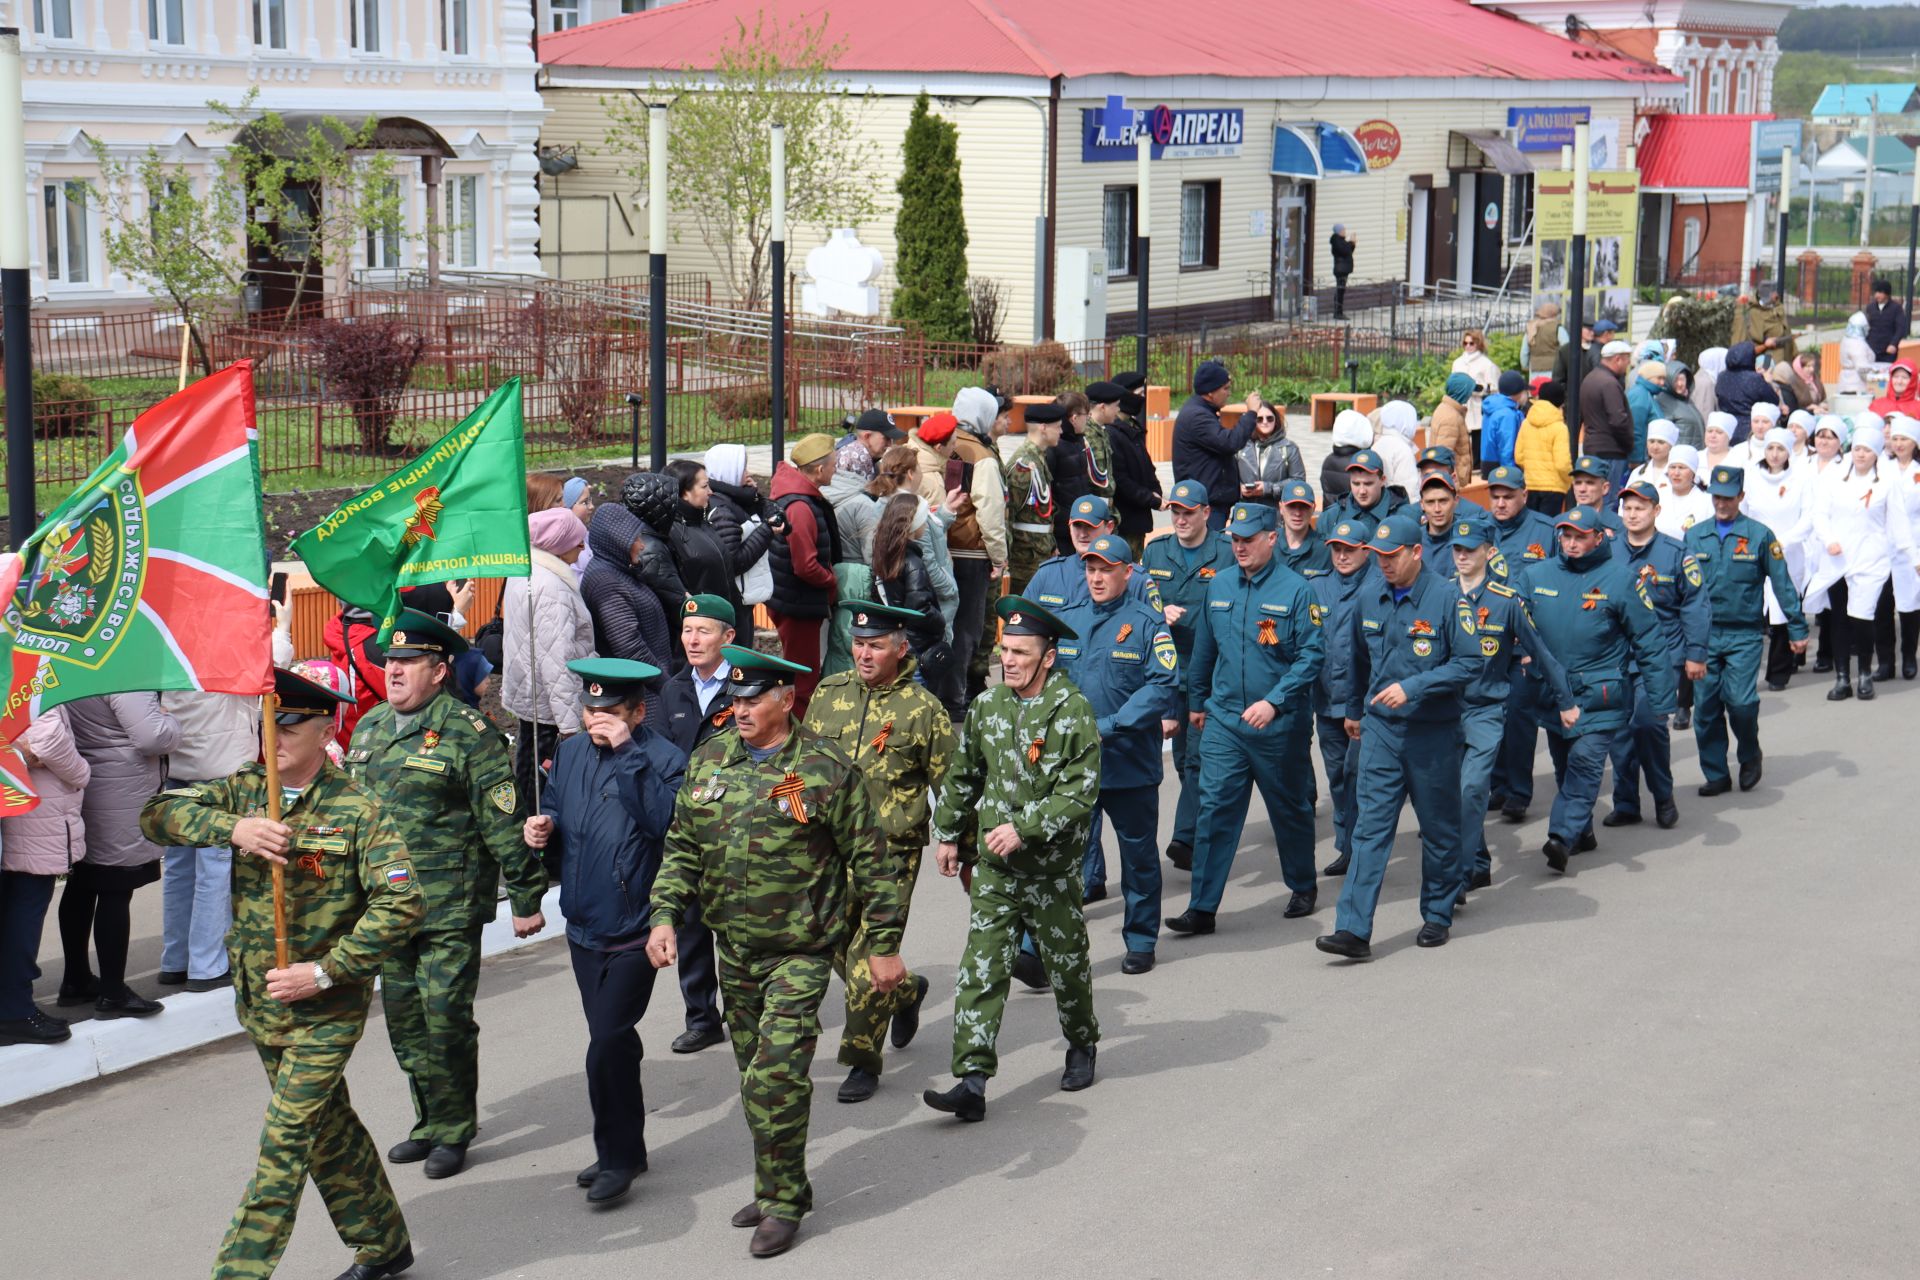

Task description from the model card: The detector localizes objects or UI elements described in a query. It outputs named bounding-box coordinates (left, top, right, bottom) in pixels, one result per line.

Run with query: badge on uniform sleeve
left=1769, top=541, right=1784, bottom=560
left=489, top=780, right=517, bottom=814
left=1153, top=630, right=1177, bottom=670
left=770, top=773, right=810, bottom=824
left=386, top=864, right=413, bottom=889
left=1683, top=557, right=1703, bottom=587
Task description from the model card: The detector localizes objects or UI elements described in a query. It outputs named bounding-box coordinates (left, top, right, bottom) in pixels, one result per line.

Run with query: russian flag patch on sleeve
left=386, top=864, right=413, bottom=888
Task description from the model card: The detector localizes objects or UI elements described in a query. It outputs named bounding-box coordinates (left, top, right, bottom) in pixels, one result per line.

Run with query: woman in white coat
left=1657, top=445, right=1714, bottom=540
left=1626, top=419, right=1679, bottom=499
left=1742, top=428, right=1814, bottom=689
left=1879, top=415, right=1920, bottom=678
left=1810, top=423, right=1910, bottom=701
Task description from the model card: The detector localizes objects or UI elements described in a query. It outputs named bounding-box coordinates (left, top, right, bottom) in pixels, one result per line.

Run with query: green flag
left=293, top=378, right=531, bottom=641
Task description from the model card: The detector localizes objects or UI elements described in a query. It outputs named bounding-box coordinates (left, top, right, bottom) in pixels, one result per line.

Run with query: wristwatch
left=311, top=961, right=334, bottom=992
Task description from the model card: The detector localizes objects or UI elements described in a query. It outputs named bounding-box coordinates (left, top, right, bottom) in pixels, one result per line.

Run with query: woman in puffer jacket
left=579, top=502, right=676, bottom=719
left=620, top=470, right=689, bottom=620
left=502, top=507, right=596, bottom=803
left=703, top=443, right=777, bottom=582
left=0, top=707, right=91, bottom=1043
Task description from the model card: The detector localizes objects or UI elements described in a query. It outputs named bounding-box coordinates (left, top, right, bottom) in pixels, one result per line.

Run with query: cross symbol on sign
left=1099, top=94, right=1135, bottom=144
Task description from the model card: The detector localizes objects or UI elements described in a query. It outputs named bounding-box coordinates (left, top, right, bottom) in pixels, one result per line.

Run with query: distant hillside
left=1773, top=51, right=1913, bottom=119
left=1780, top=4, right=1920, bottom=54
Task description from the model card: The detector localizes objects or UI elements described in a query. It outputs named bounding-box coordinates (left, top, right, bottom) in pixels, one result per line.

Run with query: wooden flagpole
left=176, top=322, right=191, bottom=392
left=526, top=582, right=542, bottom=815
left=260, top=693, right=289, bottom=968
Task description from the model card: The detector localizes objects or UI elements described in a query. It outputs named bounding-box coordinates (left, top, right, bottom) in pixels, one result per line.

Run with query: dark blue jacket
left=1335, top=565, right=1480, bottom=724
left=1713, top=342, right=1780, bottom=443
left=1173, top=394, right=1258, bottom=509
left=1491, top=505, right=1559, bottom=574
left=1277, top=528, right=1333, bottom=581
left=542, top=726, right=687, bottom=951
left=1057, top=594, right=1180, bottom=789
left=1189, top=554, right=1325, bottom=717
left=1310, top=562, right=1376, bottom=717
left=1025, top=551, right=1163, bottom=617
left=1323, top=487, right=1408, bottom=534
left=1521, top=544, right=1675, bottom=736
left=1619, top=532, right=1710, bottom=664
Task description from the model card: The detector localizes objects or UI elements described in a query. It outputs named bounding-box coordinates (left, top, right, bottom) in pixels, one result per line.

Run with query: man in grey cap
left=1578, top=338, right=1637, bottom=501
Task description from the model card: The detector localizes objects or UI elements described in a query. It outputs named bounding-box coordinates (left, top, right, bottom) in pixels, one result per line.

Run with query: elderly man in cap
left=1141, top=479, right=1235, bottom=871
left=835, top=407, right=906, bottom=484
left=1685, top=464, right=1807, bottom=795
left=1579, top=339, right=1637, bottom=501
left=1519, top=507, right=1674, bottom=872
left=142, top=667, right=423, bottom=1280
left=647, top=646, right=902, bottom=1258
left=345, top=609, right=547, bottom=1181
left=1316, top=512, right=1479, bottom=958
left=1166, top=501, right=1325, bottom=938
left=524, top=657, right=685, bottom=1208
left=802, top=600, right=952, bottom=1104
left=1025, top=495, right=1163, bottom=619
left=1007, top=402, right=1066, bottom=592
left=1054, top=536, right=1181, bottom=968
left=1173, top=361, right=1259, bottom=531
left=768, top=433, right=845, bottom=716
left=926, top=597, right=1102, bottom=1120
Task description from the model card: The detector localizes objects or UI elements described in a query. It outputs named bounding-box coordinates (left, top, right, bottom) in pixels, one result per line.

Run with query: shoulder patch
left=1486, top=580, right=1517, bottom=598
left=1153, top=629, right=1178, bottom=670
left=1682, top=556, right=1703, bottom=587
left=1769, top=540, right=1784, bottom=560
left=488, top=780, right=517, bottom=814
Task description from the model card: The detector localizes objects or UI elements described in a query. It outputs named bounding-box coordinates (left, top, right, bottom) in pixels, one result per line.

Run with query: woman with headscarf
left=1743, top=427, right=1814, bottom=690
left=1522, top=301, right=1565, bottom=378
left=1772, top=352, right=1827, bottom=415
left=1869, top=360, right=1920, bottom=419
left=1319, top=407, right=1371, bottom=504
left=1878, top=415, right=1920, bottom=679
left=1735, top=403, right=1783, bottom=469
left=1450, top=329, right=1500, bottom=450
left=1659, top=361, right=1706, bottom=448
left=503, top=506, right=597, bottom=799
left=1426, top=380, right=1473, bottom=486
left=1700, top=412, right=1740, bottom=480
left=701, top=443, right=777, bottom=594
left=1838, top=313, right=1878, bottom=395
left=1690, top=347, right=1727, bottom=423
left=1627, top=419, right=1678, bottom=499
left=1809, top=422, right=1909, bottom=700
left=1656, top=445, right=1713, bottom=540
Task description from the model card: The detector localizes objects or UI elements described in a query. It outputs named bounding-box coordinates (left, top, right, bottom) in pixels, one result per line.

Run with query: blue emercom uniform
left=1309, top=561, right=1376, bottom=865
left=1609, top=532, right=1710, bottom=818
left=1328, top=567, right=1480, bottom=940
left=1684, top=515, right=1804, bottom=787
left=1490, top=504, right=1562, bottom=811
left=1024, top=551, right=1162, bottom=617
left=1277, top=529, right=1333, bottom=581
left=1140, top=531, right=1236, bottom=854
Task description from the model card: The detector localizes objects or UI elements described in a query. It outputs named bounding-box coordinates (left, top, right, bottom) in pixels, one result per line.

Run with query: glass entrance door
left=1272, top=180, right=1309, bottom=320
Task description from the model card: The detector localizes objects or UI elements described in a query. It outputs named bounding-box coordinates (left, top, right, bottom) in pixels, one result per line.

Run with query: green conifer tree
left=892, top=93, right=971, bottom=343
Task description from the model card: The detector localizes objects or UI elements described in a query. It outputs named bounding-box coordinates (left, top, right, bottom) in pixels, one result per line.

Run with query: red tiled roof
left=1638, top=113, right=1772, bottom=191
left=543, top=0, right=1679, bottom=86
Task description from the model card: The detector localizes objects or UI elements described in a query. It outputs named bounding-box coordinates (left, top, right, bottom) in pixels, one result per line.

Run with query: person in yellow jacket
left=1514, top=380, right=1574, bottom=514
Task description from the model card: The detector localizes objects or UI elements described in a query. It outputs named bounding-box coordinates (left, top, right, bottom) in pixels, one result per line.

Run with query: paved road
left=10, top=674, right=1918, bottom=1279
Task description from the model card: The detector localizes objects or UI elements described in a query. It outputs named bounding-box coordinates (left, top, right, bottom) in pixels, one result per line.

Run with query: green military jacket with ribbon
left=140, top=761, right=425, bottom=1048
left=346, top=692, right=548, bottom=924
left=930, top=671, right=1101, bottom=875
left=651, top=724, right=904, bottom=959
left=801, top=657, right=956, bottom=856
left=1006, top=441, right=1057, bottom=580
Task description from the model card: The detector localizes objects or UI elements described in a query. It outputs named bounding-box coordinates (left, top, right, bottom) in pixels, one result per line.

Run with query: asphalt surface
left=8, top=666, right=1919, bottom=1279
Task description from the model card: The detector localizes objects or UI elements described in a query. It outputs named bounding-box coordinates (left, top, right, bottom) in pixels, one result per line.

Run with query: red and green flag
left=291, top=378, right=531, bottom=642
left=0, top=362, right=273, bottom=767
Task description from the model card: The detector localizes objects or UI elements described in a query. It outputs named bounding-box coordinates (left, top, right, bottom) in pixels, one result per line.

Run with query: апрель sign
left=1082, top=106, right=1245, bottom=163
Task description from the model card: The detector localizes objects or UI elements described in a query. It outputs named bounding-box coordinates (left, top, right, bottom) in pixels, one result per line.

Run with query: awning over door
left=1453, top=130, right=1532, bottom=175
left=1270, top=122, right=1369, bottom=178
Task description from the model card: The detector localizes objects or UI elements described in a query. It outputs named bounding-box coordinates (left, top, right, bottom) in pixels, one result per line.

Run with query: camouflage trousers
left=716, top=945, right=833, bottom=1223
left=213, top=1039, right=409, bottom=1279
left=383, top=921, right=483, bottom=1145
left=950, top=858, right=1099, bottom=1079
left=834, top=843, right=922, bottom=1074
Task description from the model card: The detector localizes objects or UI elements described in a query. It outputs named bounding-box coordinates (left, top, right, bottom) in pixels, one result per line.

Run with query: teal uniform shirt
left=1024, top=551, right=1164, bottom=617
left=1140, top=532, right=1235, bottom=673
left=1619, top=532, right=1711, bottom=662
left=1521, top=544, right=1676, bottom=736
left=1057, top=591, right=1181, bottom=789
left=1334, top=566, right=1480, bottom=723
left=1323, top=489, right=1407, bottom=533
left=1491, top=506, right=1559, bottom=572
left=1684, top=515, right=1805, bottom=641
left=1277, top=529, right=1333, bottom=581
left=1456, top=571, right=1575, bottom=711
left=1188, top=554, right=1325, bottom=717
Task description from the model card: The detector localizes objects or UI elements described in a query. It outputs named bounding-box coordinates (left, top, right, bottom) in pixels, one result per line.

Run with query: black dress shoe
left=1415, top=923, right=1449, bottom=948
left=333, top=1244, right=413, bottom=1280
left=1813, top=656, right=1833, bottom=673
left=1574, top=831, right=1598, bottom=854
left=1500, top=806, right=1528, bottom=824
left=923, top=1074, right=987, bottom=1121
left=889, top=975, right=930, bottom=1049
left=55, top=975, right=99, bottom=1007
left=1011, top=950, right=1049, bottom=990
left=1697, top=778, right=1731, bottom=796
left=1602, top=810, right=1641, bottom=828
left=731, top=1202, right=765, bottom=1229
left=1655, top=799, right=1680, bottom=829
left=388, top=1138, right=432, bottom=1164
left=576, top=1161, right=600, bottom=1188
left=1120, top=951, right=1154, bottom=975
left=1165, top=840, right=1193, bottom=871
left=1542, top=837, right=1569, bottom=873
left=749, top=1215, right=800, bottom=1258
left=1314, top=931, right=1371, bottom=960
left=1060, top=1044, right=1097, bottom=1091
left=1282, top=889, right=1317, bottom=918
left=1858, top=674, right=1876, bottom=701
left=423, top=1143, right=467, bottom=1179
left=670, top=1025, right=724, bottom=1054
left=1082, top=883, right=1107, bottom=904
left=156, top=969, right=187, bottom=986
left=1671, top=708, right=1692, bottom=732
left=95, top=990, right=163, bottom=1018
left=1486, top=793, right=1507, bottom=812
left=1828, top=674, right=1853, bottom=701
left=837, top=1067, right=879, bottom=1104
left=586, top=1168, right=634, bottom=1205
left=1905, top=659, right=1918, bottom=680
left=1468, top=868, right=1492, bottom=891
left=1766, top=680, right=1788, bottom=692
left=1738, top=752, right=1764, bottom=792
left=0, top=1007, right=71, bottom=1045
left=1873, top=662, right=1895, bottom=682
left=1163, top=909, right=1216, bottom=935
left=1321, top=853, right=1351, bottom=876
left=185, top=971, right=232, bottom=993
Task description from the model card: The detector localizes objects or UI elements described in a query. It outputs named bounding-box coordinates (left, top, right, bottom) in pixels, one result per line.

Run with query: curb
left=0, top=885, right=568, bottom=1112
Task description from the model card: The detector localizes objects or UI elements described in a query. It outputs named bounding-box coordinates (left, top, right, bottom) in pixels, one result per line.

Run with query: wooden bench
left=1311, top=392, right=1378, bottom=431
left=884, top=406, right=948, bottom=435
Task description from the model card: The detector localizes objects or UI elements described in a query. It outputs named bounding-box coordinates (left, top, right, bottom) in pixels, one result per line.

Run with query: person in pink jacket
left=0, top=707, right=92, bottom=1044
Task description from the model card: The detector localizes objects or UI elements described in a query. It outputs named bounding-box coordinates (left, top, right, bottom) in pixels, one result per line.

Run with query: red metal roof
left=543, top=0, right=1679, bottom=85
left=1638, top=113, right=1772, bottom=191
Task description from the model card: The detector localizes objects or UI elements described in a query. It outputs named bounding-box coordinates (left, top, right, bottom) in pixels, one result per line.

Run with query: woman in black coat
left=664, top=458, right=740, bottom=612
left=1108, top=408, right=1162, bottom=558
left=869, top=493, right=949, bottom=678
left=618, top=471, right=688, bottom=621
left=702, top=442, right=777, bottom=581
left=579, top=503, right=677, bottom=705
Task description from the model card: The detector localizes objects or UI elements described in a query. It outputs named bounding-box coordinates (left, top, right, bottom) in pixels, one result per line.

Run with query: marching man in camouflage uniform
left=345, top=610, right=548, bottom=1179
left=1006, top=402, right=1067, bottom=592
left=141, top=667, right=424, bottom=1280
left=924, top=597, right=1102, bottom=1122
left=646, top=646, right=904, bottom=1259
left=803, top=600, right=954, bottom=1104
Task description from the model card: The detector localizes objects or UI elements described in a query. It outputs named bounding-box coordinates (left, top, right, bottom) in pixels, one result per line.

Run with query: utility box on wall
left=1054, top=247, right=1107, bottom=347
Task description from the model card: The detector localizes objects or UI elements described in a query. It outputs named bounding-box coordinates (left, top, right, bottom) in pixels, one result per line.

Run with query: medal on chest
left=421, top=729, right=440, bottom=753
left=769, top=772, right=810, bottom=824
left=869, top=719, right=894, bottom=754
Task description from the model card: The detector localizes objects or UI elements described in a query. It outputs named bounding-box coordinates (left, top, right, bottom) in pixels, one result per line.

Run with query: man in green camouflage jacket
left=1007, top=402, right=1067, bottom=592
left=924, top=596, right=1102, bottom=1123
left=802, top=599, right=955, bottom=1105
left=344, top=610, right=548, bottom=1179
left=646, top=646, right=905, bottom=1260
left=140, top=667, right=424, bottom=1280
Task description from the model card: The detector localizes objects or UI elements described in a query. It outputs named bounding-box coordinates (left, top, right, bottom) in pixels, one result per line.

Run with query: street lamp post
left=1908, top=163, right=1919, bottom=329
left=1775, top=146, right=1792, bottom=300
left=770, top=123, right=787, bottom=465
left=0, top=29, right=33, bottom=548
left=1136, top=135, right=1150, bottom=373
left=1565, top=123, right=1589, bottom=453
left=648, top=104, right=668, bottom=473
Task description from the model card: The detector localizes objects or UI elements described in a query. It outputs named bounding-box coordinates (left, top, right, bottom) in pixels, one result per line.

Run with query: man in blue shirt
left=1165, top=502, right=1325, bottom=937
left=1024, top=495, right=1162, bottom=618
left=1277, top=480, right=1332, bottom=580
left=1309, top=519, right=1378, bottom=880
left=1318, top=512, right=1481, bottom=958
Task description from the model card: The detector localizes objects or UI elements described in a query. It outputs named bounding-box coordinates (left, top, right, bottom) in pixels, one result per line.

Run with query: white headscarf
left=704, top=443, right=748, bottom=487
left=1667, top=445, right=1701, bottom=475
left=1376, top=400, right=1419, bottom=441
left=1331, top=409, right=1373, bottom=449
left=1696, top=348, right=1728, bottom=378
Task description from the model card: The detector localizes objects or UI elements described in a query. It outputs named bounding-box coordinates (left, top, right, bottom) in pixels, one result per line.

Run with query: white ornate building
left=10, top=0, right=547, bottom=314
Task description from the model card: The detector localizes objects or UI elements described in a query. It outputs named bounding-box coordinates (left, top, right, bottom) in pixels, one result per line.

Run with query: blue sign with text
left=1507, top=106, right=1592, bottom=152
left=1081, top=106, right=1245, bottom=163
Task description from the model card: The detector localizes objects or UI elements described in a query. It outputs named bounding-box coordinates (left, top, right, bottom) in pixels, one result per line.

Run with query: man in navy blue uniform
left=1324, top=448, right=1407, bottom=530
left=1484, top=466, right=1561, bottom=822
left=1310, top=519, right=1377, bottom=880
left=1277, top=480, right=1332, bottom=581
left=1024, top=495, right=1162, bottom=618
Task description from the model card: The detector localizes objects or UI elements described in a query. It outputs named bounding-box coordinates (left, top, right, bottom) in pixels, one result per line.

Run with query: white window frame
left=1103, top=186, right=1135, bottom=278
left=445, top=175, right=481, bottom=268
left=549, top=0, right=582, bottom=32
left=148, top=0, right=189, bottom=47
left=1708, top=64, right=1727, bottom=114
left=44, top=180, right=93, bottom=288
left=441, top=0, right=471, bottom=55
left=34, top=0, right=80, bottom=43
left=365, top=179, right=404, bottom=272
left=1736, top=64, right=1753, bottom=113
left=350, top=0, right=384, bottom=54
left=253, top=0, right=289, bottom=51
left=1179, top=181, right=1217, bottom=270
left=1681, top=216, right=1703, bottom=270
